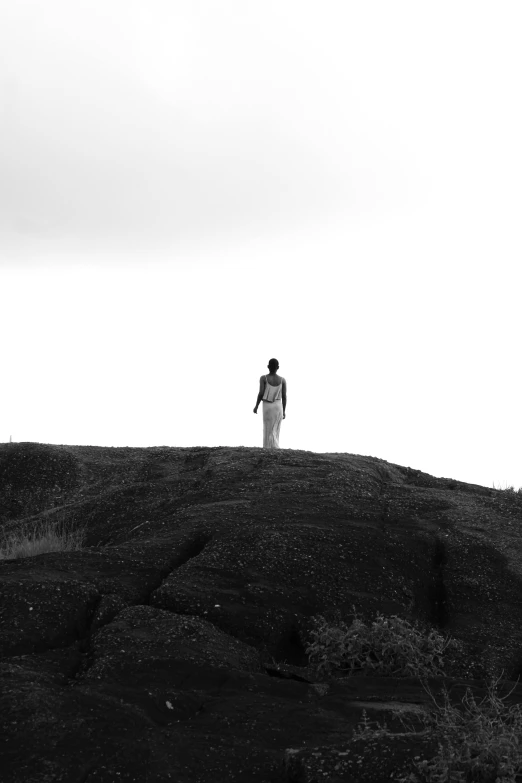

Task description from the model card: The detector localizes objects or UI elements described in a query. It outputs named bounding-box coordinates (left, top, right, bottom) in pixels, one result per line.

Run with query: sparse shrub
left=352, top=671, right=522, bottom=782
left=305, top=605, right=456, bottom=679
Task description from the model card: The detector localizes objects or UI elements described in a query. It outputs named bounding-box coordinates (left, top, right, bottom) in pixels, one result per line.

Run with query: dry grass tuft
left=0, top=510, right=87, bottom=560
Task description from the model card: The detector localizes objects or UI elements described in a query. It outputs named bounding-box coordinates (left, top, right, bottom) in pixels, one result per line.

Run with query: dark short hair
left=268, top=358, right=279, bottom=372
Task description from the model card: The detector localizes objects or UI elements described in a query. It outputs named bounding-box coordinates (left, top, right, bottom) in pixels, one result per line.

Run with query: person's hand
left=253, top=407, right=258, bottom=414
left=283, top=413, right=286, bottom=419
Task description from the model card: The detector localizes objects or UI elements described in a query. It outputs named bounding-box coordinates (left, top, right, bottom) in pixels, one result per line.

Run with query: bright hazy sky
left=1, top=1, right=521, bottom=490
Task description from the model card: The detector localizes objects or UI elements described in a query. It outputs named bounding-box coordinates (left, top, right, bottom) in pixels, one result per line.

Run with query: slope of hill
left=1, top=442, right=522, bottom=782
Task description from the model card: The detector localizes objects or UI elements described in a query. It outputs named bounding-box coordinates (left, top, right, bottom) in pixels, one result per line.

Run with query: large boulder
left=1, top=442, right=522, bottom=782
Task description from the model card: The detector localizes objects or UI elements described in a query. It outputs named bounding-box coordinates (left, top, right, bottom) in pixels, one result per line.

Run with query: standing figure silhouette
left=253, top=358, right=287, bottom=448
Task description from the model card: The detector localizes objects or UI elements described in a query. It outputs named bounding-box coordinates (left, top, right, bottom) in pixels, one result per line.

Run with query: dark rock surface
left=2, top=442, right=522, bottom=782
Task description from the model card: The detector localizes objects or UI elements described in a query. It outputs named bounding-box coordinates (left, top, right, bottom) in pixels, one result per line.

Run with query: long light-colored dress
left=262, top=375, right=284, bottom=449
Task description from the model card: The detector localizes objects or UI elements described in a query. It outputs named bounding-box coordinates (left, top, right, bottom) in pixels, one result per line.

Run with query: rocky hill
left=2, top=442, right=522, bottom=782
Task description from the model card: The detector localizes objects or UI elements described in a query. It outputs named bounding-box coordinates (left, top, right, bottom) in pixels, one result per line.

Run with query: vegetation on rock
left=306, top=605, right=455, bottom=679
left=353, top=671, right=522, bottom=783
left=309, top=608, right=522, bottom=782
left=0, top=511, right=86, bottom=560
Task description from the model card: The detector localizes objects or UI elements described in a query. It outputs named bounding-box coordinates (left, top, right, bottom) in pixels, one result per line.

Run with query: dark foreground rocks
left=1, top=442, right=522, bottom=782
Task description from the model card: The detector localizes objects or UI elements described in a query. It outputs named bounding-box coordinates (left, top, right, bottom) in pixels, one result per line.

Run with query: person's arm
left=253, top=376, right=265, bottom=413
left=282, top=378, right=287, bottom=418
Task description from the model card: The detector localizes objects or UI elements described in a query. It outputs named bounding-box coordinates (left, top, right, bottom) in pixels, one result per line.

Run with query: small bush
left=352, top=671, right=522, bottom=782
left=305, top=605, right=457, bottom=679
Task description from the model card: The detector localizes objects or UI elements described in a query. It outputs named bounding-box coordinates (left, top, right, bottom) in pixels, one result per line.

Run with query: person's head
left=268, top=358, right=279, bottom=373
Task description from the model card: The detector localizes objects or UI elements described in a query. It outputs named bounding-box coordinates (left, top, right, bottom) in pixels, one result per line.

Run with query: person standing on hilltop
left=253, top=358, right=287, bottom=448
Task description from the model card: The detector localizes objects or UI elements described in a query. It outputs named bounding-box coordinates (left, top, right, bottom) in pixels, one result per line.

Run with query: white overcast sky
left=1, top=1, right=521, bottom=489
